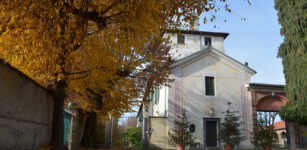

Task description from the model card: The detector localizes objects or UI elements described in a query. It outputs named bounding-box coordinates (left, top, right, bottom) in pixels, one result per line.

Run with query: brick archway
left=256, top=95, right=287, bottom=112
left=249, top=83, right=287, bottom=136
left=249, top=83, right=301, bottom=148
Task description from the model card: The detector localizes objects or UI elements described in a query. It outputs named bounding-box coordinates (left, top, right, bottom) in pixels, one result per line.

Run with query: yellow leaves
left=0, top=0, right=236, bottom=117
left=24, top=30, right=30, bottom=34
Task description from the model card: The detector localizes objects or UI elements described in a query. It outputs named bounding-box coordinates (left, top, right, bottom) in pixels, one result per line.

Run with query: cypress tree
left=275, top=0, right=307, bottom=125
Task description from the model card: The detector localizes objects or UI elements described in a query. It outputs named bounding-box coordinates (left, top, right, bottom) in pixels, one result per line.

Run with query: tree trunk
left=81, top=112, right=98, bottom=148
left=50, top=80, right=67, bottom=150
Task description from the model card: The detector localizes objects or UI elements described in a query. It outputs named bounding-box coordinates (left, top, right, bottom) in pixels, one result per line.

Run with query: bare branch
left=100, top=1, right=120, bottom=16
left=69, top=74, right=88, bottom=81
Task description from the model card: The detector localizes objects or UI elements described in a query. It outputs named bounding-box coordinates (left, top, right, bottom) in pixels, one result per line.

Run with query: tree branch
left=63, top=1, right=128, bottom=29
left=69, top=74, right=88, bottom=81
left=66, top=70, right=89, bottom=75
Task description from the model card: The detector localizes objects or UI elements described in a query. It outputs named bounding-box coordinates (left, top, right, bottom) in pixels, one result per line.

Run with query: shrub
left=134, top=141, right=143, bottom=149
left=168, top=110, right=196, bottom=146
left=122, top=127, right=142, bottom=146
left=252, top=112, right=278, bottom=147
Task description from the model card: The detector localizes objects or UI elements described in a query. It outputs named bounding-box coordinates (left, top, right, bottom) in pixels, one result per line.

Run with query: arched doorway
left=249, top=83, right=293, bottom=148
left=256, top=96, right=288, bottom=148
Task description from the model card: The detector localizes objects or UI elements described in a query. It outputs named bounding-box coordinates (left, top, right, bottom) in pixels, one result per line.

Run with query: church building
left=137, top=24, right=257, bottom=149
left=136, top=22, right=307, bottom=149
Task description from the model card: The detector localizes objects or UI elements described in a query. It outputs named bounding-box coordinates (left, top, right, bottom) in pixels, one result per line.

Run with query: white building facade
left=137, top=29, right=257, bottom=149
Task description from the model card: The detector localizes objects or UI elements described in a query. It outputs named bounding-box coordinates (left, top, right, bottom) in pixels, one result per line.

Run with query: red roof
left=274, top=120, right=286, bottom=130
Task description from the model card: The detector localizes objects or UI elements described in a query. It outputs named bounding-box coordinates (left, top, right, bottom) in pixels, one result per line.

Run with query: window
left=205, top=76, right=215, bottom=96
left=177, top=34, right=185, bottom=44
left=205, top=37, right=212, bottom=46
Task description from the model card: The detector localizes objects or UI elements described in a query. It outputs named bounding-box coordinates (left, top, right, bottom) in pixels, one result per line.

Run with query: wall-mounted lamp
left=209, top=108, right=215, bottom=117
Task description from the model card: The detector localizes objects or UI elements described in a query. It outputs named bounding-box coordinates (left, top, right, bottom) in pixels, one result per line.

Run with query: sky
left=200, top=0, right=285, bottom=84
left=120, top=0, right=285, bottom=121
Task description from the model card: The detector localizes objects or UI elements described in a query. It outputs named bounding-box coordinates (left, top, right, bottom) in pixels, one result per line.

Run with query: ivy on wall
left=275, top=0, right=307, bottom=125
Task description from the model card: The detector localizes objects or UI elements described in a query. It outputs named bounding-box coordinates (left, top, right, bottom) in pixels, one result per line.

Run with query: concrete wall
left=0, top=61, right=54, bottom=150
left=164, top=32, right=225, bottom=59
left=152, top=86, right=168, bottom=117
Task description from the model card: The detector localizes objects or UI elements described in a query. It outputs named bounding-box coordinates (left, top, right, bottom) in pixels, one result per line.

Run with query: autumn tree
left=137, top=37, right=174, bottom=103
left=275, top=0, right=307, bottom=125
left=78, top=36, right=174, bottom=148
left=0, top=1, right=236, bottom=149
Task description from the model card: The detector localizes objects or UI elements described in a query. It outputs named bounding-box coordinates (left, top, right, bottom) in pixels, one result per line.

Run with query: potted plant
left=219, top=102, right=244, bottom=150
left=252, top=112, right=278, bottom=150
left=169, top=110, right=196, bottom=150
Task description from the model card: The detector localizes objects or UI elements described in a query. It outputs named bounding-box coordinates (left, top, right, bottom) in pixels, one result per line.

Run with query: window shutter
left=157, top=88, right=160, bottom=103
left=154, top=88, right=160, bottom=104
left=154, top=88, right=157, bottom=104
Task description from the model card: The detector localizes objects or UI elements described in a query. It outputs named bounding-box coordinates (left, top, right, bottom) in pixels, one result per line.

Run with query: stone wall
left=149, top=117, right=168, bottom=149
left=0, top=61, right=54, bottom=150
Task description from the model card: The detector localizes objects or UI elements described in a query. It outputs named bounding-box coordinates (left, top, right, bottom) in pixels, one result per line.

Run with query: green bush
left=134, top=141, right=143, bottom=149
left=122, top=127, right=142, bottom=145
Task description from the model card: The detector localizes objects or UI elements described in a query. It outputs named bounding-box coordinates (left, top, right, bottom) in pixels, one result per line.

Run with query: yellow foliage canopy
left=0, top=0, right=232, bottom=117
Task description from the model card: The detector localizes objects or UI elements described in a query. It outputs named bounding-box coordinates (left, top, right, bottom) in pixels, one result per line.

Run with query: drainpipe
left=165, top=85, right=167, bottom=117
left=199, top=34, right=201, bottom=50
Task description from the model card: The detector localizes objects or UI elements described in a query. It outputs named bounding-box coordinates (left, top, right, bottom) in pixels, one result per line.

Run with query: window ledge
left=204, top=95, right=217, bottom=99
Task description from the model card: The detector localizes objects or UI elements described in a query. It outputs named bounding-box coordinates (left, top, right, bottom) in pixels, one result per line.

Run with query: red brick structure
left=249, top=83, right=286, bottom=127
left=248, top=83, right=300, bottom=148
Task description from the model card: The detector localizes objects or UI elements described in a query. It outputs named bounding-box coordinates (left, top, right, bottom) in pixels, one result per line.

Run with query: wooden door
left=206, top=121, right=217, bottom=147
